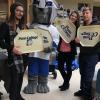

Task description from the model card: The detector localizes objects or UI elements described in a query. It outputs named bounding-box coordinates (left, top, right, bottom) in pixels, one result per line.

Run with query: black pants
left=58, top=52, right=75, bottom=84
left=79, top=53, right=99, bottom=96
left=9, top=65, right=26, bottom=100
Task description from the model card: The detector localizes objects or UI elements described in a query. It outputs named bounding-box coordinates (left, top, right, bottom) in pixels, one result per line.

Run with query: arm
left=0, top=23, right=10, bottom=50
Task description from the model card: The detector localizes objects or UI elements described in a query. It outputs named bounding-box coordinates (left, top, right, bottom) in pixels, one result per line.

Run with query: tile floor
left=1, top=62, right=100, bottom=100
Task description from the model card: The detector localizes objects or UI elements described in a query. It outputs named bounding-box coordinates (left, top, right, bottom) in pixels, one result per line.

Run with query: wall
left=56, top=0, right=100, bottom=10
left=0, top=0, right=33, bottom=23
left=0, top=0, right=8, bottom=22
left=56, top=0, right=77, bottom=10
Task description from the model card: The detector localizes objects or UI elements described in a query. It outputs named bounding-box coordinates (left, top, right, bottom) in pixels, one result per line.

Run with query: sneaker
left=74, top=90, right=84, bottom=96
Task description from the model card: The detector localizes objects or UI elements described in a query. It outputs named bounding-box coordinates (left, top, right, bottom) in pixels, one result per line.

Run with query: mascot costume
left=23, top=0, right=59, bottom=94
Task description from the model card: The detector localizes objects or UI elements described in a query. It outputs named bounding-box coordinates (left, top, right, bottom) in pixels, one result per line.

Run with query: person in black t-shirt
left=74, top=7, right=100, bottom=100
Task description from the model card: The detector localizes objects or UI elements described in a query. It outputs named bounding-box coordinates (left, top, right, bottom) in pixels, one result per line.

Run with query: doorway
left=93, top=6, right=100, bottom=21
left=0, top=0, right=8, bottom=23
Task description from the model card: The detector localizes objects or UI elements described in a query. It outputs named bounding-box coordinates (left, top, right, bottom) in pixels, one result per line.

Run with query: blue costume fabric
left=28, top=57, right=49, bottom=77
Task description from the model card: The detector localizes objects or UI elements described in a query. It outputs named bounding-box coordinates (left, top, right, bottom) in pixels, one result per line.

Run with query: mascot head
left=32, top=0, right=57, bottom=25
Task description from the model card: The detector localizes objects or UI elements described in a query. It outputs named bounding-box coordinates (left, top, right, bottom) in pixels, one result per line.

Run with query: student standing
left=0, top=2, right=28, bottom=100
left=74, top=7, right=100, bottom=100
left=57, top=11, right=80, bottom=91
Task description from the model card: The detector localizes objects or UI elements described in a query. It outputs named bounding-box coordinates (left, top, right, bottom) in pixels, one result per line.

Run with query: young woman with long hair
left=0, top=2, right=28, bottom=100
left=57, top=10, right=80, bottom=91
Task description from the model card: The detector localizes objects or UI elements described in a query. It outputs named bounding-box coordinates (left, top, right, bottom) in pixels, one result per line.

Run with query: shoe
left=0, top=95, right=1, bottom=100
left=84, top=96, right=93, bottom=100
left=59, top=84, right=63, bottom=88
left=74, top=90, right=84, bottom=96
left=19, top=95, right=25, bottom=100
left=0, top=92, right=3, bottom=95
left=0, top=92, right=3, bottom=100
left=60, top=84, right=70, bottom=91
left=59, top=82, right=69, bottom=88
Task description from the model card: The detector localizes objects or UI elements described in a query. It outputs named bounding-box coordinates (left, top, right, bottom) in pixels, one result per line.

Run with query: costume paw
left=37, top=84, right=49, bottom=93
left=23, top=82, right=37, bottom=94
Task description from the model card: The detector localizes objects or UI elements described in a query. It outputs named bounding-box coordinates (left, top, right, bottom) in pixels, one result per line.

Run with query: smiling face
left=15, top=6, right=24, bottom=20
left=69, top=12, right=78, bottom=24
left=82, top=9, right=92, bottom=23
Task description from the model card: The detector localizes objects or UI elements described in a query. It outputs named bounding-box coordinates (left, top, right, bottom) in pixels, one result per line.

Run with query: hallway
left=0, top=69, right=82, bottom=100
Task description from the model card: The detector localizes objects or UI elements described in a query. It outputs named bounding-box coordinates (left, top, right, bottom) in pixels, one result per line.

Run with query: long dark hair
left=7, top=2, right=25, bottom=31
left=69, top=11, right=80, bottom=28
